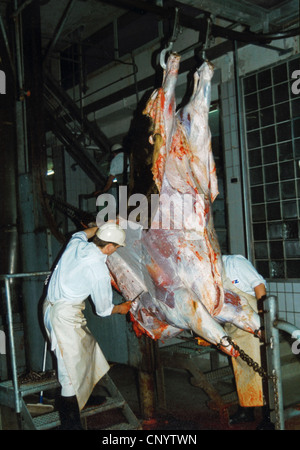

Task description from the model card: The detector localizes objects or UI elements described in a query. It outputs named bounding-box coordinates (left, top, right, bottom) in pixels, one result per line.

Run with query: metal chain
left=272, top=368, right=280, bottom=430
left=220, top=335, right=268, bottom=379
left=219, top=335, right=281, bottom=429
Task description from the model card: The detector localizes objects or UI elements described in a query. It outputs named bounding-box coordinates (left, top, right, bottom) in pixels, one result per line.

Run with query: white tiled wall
left=268, top=281, right=300, bottom=329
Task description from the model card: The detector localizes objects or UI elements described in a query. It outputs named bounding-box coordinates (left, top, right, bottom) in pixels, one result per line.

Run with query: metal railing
left=264, top=296, right=300, bottom=430
left=0, top=271, right=50, bottom=415
left=1, top=274, right=300, bottom=429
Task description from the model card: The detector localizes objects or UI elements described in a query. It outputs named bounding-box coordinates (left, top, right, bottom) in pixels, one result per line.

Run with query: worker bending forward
left=43, top=223, right=131, bottom=430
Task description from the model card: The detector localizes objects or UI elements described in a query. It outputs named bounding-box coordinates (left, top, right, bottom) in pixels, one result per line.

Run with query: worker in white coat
left=43, top=222, right=131, bottom=430
left=83, top=143, right=130, bottom=218
left=85, top=143, right=130, bottom=198
left=101, top=143, right=130, bottom=195
left=222, top=254, right=272, bottom=428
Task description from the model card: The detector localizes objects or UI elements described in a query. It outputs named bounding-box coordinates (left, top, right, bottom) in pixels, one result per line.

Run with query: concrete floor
left=91, top=360, right=300, bottom=431
left=108, top=363, right=242, bottom=431
left=2, top=341, right=300, bottom=431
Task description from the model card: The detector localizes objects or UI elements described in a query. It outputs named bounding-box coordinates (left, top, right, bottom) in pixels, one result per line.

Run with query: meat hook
left=160, top=7, right=181, bottom=70
left=201, top=15, right=213, bottom=61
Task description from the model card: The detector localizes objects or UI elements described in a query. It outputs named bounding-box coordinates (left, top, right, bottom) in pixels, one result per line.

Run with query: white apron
left=223, top=278, right=264, bottom=407
left=43, top=298, right=110, bottom=410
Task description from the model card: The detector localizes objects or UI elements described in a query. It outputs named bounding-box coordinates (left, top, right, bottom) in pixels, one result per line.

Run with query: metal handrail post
left=1, top=271, right=50, bottom=418
left=4, top=277, right=21, bottom=414
left=264, top=295, right=285, bottom=430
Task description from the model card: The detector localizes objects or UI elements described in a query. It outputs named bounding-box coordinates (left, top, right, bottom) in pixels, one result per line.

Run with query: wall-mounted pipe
left=275, top=320, right=300, bottom=339
left=233, top=40, right=252, bottom=261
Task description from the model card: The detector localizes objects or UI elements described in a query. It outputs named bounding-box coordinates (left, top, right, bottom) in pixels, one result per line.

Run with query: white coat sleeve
left=235, top=255, right=266, bottom=290
left=90, top=275, right=114, bottom=317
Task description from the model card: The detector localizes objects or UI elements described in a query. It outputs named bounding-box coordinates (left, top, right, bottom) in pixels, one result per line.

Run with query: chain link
left=218, top=335, right=281, bottom=429
left=220, top=335, right=268, bottom=379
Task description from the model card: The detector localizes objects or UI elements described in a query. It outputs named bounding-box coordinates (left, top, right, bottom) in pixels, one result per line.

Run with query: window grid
left=242, top=56, right=300, bottom=279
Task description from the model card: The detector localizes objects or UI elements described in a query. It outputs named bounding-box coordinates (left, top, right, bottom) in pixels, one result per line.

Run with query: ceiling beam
left=98, top=0, right=299, bottom=43
left=267, top=0, right=300, bottom=27
left=182, top=0, right=267, bottom=30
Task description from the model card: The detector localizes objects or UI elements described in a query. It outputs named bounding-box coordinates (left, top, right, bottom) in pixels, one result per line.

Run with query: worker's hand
left=120, top=301, right=132, bottom=314
left=83, top=226, right=98, bottom=239
left=112, top=301, right=132, bottom=315
left=87, top=222, right=97, bottom=228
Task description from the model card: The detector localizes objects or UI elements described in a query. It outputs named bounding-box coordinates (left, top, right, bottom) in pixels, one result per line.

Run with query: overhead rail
left=100, top=0, right=299, bottom=44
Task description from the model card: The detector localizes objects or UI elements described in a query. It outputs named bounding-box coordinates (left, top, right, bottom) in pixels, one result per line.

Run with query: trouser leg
left=53, top=344, right=83, bottom=429
left=54, top=345, right=76, bottom=397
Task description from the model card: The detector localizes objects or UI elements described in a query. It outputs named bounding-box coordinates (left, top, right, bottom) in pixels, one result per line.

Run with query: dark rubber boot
left=59, top=395, right=84, bottom=430
left=256, top=406, right=275, bottom=430
left=229, top=406, right=255, bottom=425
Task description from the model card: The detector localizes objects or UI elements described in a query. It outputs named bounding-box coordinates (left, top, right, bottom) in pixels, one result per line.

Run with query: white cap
left=111, top=143, right=123, bottom=153
left=96, top=223, right=126, bottom=246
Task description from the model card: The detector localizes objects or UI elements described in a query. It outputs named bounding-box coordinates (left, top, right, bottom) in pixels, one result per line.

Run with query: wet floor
left=1, top=361, right=300, bottom=431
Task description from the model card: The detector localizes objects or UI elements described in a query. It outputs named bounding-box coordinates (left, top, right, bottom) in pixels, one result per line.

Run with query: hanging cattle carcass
left=106, top=53, right=261, bottom=358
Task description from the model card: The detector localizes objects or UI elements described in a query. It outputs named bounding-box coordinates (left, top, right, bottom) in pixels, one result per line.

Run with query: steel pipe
left=264, top=295, right=285, bottom=430
left=1, top=272, right=50, bottom=419
left=274, top=320, right=300, bottom=341
left=4, top=278, right=21, bottom=414
left=233, top=40, right=252, bottom=260
left=0, top=272, right=50, bottom=280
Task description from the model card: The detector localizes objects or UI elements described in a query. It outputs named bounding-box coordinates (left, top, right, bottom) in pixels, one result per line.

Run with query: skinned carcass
left=107, top=53, right=261, bottom=358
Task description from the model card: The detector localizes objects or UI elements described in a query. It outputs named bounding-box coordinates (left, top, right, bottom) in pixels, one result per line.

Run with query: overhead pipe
left=99, top=0, right=299, bottom=43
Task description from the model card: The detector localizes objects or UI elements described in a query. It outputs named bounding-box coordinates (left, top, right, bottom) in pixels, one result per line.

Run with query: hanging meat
left=107, top=53, right=260, bottom=358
